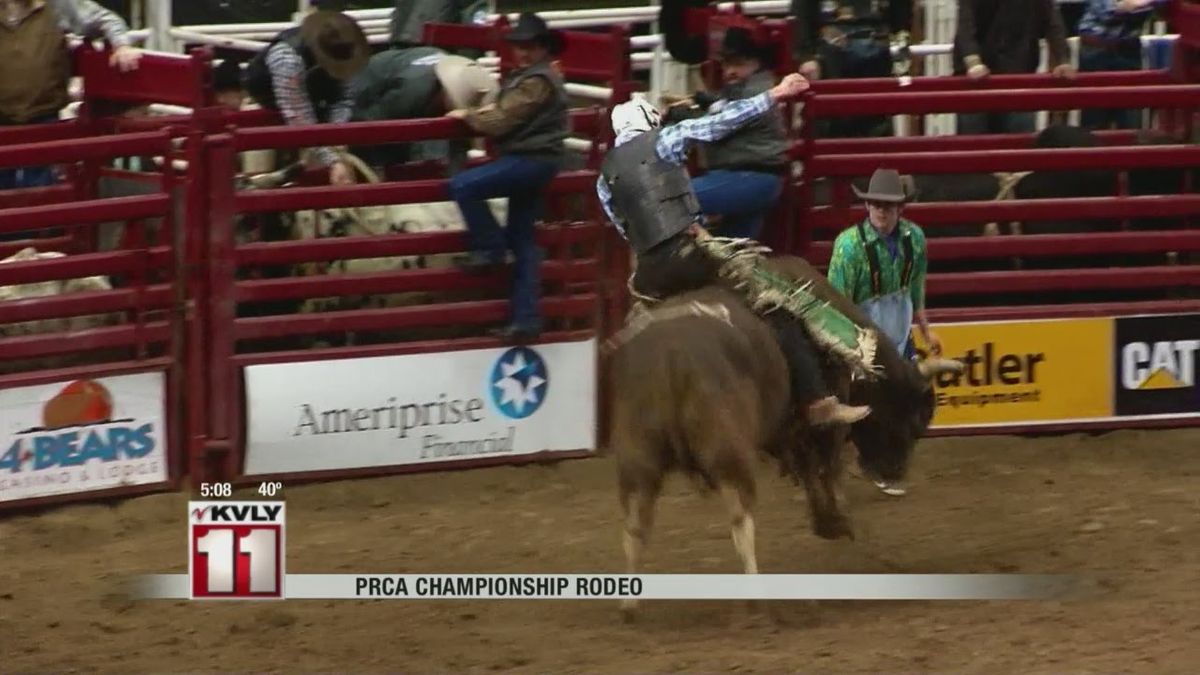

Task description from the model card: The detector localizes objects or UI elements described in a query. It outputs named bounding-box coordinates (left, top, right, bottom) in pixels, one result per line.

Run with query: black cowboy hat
left=300, top=9, right=370, bottom=81
left=213, top=58, right=244, bottom=92
left=504, top=12, right=565, bottom=55
left=660, top=0, right=712, bottom=65
left=717, top=25, right=774, bottom=67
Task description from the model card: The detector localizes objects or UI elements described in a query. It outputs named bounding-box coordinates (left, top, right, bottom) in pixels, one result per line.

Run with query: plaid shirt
left=827, top=218, right=928, bottom=311
left=1, top=0, right=131, bottom=47
left=596, top=91, right=774, bottom=238
left=1076, top=0, right=1167, bottom=43
left=265, top=42, right=354, bottom=168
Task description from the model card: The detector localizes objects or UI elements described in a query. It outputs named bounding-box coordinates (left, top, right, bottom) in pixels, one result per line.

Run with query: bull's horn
left=918, top=357, right=965, bottom=379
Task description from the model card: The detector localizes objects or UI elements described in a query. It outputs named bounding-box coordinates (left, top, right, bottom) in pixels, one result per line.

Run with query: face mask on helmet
left=611, top=99, right=662, bottom=137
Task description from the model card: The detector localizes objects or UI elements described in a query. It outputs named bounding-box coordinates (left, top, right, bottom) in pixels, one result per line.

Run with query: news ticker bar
left=134, top=573, right=1084, bottom=601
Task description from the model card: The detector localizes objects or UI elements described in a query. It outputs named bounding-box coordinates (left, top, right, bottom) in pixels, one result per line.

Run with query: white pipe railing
left=169, top=29, right=268, bottom=52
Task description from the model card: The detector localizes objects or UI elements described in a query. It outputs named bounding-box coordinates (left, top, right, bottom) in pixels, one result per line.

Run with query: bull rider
left=596, top=76, right=874, bottom=427
left=827, top=167, right=941, bottom=496
left=348, top=48, right=497, bottom=173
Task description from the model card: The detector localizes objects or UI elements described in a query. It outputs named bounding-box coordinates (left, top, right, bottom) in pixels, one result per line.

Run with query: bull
left=608, top=253, right=962, bottom=618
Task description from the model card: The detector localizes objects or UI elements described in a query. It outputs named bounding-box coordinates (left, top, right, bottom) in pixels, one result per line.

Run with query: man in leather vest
left=689, top=27, right=790, bottom=241
left=0, top=0, right=141, bottom=190
left=791, top=0, right=911, bottom=137
left=243, top=9, right=369, bottom=186
left=596, top=81, right=872, bottom=428
left=444, top=12, right=569, bottom=343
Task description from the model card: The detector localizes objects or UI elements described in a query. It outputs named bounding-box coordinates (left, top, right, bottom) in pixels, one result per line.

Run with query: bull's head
left=851, top=354, right=964, bottom=483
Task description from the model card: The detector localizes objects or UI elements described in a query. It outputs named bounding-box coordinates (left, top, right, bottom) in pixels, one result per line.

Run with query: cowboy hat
left=852, top=168, right=913, bottom=203
left=504, top=12, right=565, bottom=55
left=717, top=26, right=774, bottom=67
left=300, top=10, right=370, bottom=81
left=434, top=54, right=500, bottom=109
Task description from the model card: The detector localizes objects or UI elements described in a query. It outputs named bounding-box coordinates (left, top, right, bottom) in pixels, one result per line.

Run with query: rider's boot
left=807, top=395, right=871, bottom=426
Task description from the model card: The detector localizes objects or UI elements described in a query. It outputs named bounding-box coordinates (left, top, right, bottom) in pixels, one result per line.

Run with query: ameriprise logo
left=489, top=346, right=548, bottom=419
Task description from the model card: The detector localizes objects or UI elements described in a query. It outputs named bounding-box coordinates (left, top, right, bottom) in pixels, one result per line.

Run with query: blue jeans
left=956, top=110, right=1036, bottom=135
left=448, top=154, right=559, bottom=329
left=1079, top=45, right=1143, bottom=130
left=691, top=169, right=784, bottom=240
left=0, top=113, right=60, bottom=191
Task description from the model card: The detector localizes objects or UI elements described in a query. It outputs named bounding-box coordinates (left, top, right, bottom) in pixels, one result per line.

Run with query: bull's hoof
left=812, top=512, right=855, bottom=541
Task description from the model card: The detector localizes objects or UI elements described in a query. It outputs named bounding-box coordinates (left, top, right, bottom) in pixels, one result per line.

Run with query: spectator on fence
left=952, top=0, right=1075, bottom=134
left=243, top=9, right=369, bottom=186
left=1077, top=0, right=1169, bottom=130
left=790, top=0, right=913, bottom=138
left=686, top=27, right=790, bottom=240
left=827, top=168, right=938, bottom=497
left=348, top=47, right=497, bottom=171
left=0, top=0, right=141, bottom=190
left=444, top=12, right=568, bottom=343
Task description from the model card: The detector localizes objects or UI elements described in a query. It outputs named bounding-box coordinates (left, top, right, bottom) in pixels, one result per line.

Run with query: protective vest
left=494, top=59, right=568, bottom=163
left=600, top=129, right=701, bottom=255
left=244, top=27, right=345, bottom=121
left=0, top=3, right=70, bottom=124
left=703, top=70, right=789, bottom=173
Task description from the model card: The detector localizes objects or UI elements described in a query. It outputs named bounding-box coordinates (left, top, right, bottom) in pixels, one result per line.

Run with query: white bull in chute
left=275, top=153, right=508, bottom=314
left=0, top=247, right=116, bottom=339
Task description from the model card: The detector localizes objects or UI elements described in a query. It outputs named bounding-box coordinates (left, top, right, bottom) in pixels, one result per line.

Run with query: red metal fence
left=5, top=23, right=1200, bottom=511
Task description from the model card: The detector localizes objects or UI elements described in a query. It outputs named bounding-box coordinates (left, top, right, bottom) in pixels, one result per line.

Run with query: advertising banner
left=0, top=371, right=169, bottom=503
left=913, top=318, right=1113, bottom=429
left=1113, top=313, right=1200, bottom=419
left=243, top=338, right=597, bottom=476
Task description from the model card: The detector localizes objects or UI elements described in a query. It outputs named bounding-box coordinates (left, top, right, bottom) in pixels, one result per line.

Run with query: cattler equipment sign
left=0, top=372, right=169, bottom=503
left=913, top=317, right=1112, bottom=428
left=242, top=338, right=597, bottom=475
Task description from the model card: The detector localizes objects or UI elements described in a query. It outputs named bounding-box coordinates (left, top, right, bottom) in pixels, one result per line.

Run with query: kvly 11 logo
left=189, top=501, right=286, bottom=600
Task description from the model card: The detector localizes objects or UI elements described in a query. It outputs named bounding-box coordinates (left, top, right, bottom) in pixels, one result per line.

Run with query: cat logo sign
left=1113, top=314, right=1200, bottom=418
left=1120, top=340, right=1198, bottom=390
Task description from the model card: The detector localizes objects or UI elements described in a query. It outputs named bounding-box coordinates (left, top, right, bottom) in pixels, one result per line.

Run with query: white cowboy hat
left=611, top=97, right=661, bottom=137
left=434, top=55, right=499, bottom=110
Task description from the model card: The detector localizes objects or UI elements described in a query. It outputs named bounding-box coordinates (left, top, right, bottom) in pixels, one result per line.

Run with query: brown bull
left=607, top=255, right=961, bottom=618
left=764, top=255, right=963, bottom=484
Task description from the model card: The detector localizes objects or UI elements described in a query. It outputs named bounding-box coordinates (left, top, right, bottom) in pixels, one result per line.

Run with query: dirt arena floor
left=2, top=427, right=1198, bottom=674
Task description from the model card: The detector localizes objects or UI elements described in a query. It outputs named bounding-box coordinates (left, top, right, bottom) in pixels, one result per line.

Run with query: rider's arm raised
left=653, top=91, right=774, bottom=165
left=653, top=74, right=807, bottom=165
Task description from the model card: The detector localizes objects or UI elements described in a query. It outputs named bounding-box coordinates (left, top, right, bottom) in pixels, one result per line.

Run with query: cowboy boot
left=807, top=395, right=871, bottom=426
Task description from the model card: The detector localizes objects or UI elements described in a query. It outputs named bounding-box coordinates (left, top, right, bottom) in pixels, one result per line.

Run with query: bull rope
left=985, top=170, right=1033, bottom=236
left=691, top=233, right=883, bottom=380
left=602, top=300, right=733, bottom=355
